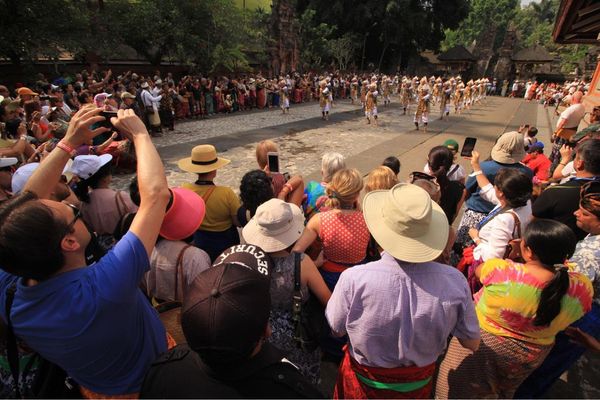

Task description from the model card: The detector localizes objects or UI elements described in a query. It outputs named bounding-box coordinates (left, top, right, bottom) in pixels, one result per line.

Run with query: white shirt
left=559, top=103, right=586, bottom=129
left=473, top=183, right=532, bottom=261
left=559, top=161, right=576, bottom=184
left=423, top=163, right=466, bottom=182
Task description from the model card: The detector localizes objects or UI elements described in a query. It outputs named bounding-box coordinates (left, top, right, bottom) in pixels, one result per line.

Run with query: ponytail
left=427, top=146, right=452, bottom=191
left=534, top=266, right=570, bottom=326
left=524, top=219, right=577, bottom=326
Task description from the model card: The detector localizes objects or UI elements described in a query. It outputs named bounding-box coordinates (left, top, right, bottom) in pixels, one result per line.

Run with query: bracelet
left=559, top=162, right=567, bottom=166
left=56, top=140, right=75, bottom=154
left=469, top=170, right=483, bottom=177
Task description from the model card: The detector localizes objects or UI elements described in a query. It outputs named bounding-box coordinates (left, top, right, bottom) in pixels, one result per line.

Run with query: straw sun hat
left=363, top=183, right=449, bottom=263
left=178, top=145, right=230, bottom=174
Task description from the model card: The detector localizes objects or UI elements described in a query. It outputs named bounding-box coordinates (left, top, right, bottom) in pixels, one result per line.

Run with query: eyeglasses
left=409, top=171, right=435, bottom=183
left=64, top=203, right=82, bottom=231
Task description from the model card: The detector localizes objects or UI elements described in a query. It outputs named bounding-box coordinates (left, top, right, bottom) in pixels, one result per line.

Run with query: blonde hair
left=325, top=168, right=363, bottom=209
left=365, top=166, right=398, bottom=193
left=255, top=140, right=278, bottom=169
left=321, top=152, right=346, bottom=182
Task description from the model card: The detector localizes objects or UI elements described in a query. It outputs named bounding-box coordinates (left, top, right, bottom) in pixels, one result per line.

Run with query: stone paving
left=112, top=99, right=409, bottom=191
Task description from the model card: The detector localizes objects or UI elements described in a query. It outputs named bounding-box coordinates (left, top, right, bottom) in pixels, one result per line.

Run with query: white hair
left=321, top=152, right=346, bottom=182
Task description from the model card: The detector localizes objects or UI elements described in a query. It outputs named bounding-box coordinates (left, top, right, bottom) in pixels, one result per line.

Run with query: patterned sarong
left=334, top=346, right=436, bottom=399
left=435, top=330, right=552, bottom=399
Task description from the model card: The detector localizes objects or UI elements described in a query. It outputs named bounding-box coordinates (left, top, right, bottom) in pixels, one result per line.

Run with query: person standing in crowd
left=294, top=168, right=370, bottom=291
left=424, top=139, right=466, bottom=184
left=436, top=219, right=593, bottom=399
left=456, top=131, right=532, bottom=248
left=516, top=181, right=600, bottom=398
left=242, top=199, right=331, bottom=383
left=0, top=106, right=172, bottom=397
left=522, top=142, right=551, bottom=183
left=178, top=144, right=240, bottom=261
left=364, top=165, right=398, bottom=193
left=382, top=155, right=401, bottom=177
left=70, top=154, right=138, bottom=236
left=303, top=151, right=346, bottom=219
left=327, top=183, right=480, bottom=399
left=237, top=169, right=274, bottom=227
left=426, top=145, right=466, bottom=224
left=533, top=139, right=600, bottom=241
left=140, top=82, right=162, bottom=136
left=550, top=91, right=586, bottom=171
left=120, top=91, right=144, bottom=120
left=255, top=140, right=304, bottom=207
left=140, top=245, right=324, bottom=398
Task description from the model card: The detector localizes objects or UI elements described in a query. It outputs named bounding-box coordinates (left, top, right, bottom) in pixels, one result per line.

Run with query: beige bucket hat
left=242, top=198, right=305, bottom=253
left=491, top=131, right=525, bottom=164
left=178, top=144, right=230, bottom=174
left=363, top=183, right=449, bottom=263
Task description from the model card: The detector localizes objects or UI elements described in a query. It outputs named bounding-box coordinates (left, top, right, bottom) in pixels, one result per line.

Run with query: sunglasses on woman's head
left=409, top=171, right=435, bottom=183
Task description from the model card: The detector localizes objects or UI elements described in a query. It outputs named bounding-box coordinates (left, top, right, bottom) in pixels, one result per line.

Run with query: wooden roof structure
left=511, top=44, right=554, bottom=63
left=437, top=46, right=476, bottom=62
left=553, top=0, right=600, bottom=44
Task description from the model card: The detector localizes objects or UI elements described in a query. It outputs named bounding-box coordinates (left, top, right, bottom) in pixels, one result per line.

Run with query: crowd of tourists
left=0, top=68, right=599, bottom=399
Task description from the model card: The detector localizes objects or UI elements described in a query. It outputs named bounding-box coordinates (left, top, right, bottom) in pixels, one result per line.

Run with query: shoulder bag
left=291, top=252, right=325, bottom=353
left=503, top=211, right=524, bottom=262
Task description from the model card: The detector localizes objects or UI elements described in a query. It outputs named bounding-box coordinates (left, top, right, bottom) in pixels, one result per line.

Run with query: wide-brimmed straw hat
left=491, top=131, right=525, bottom=164
left=178, top=145, right=230, bottom=174
left=242, top=198, right=305, bottom=252
left=363, top=183, right=449, bottom=263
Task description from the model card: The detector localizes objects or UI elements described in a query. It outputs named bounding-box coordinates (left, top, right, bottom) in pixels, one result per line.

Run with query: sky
left=521, top=0, right=541, bottom=4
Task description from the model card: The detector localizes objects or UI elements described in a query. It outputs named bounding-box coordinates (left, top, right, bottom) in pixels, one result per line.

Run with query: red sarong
left=334, top=346, right=436, bottom=399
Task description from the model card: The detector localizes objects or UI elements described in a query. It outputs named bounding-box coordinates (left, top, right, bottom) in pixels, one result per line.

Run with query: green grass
left=234, top=0, right=271, bottom=10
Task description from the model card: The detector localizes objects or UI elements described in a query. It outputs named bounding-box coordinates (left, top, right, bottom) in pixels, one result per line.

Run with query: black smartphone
left=267, top=152, right=280, bottom=173
left=460, top=137, right=477, bottom=158
left=100, top=110, right=118, bottom=131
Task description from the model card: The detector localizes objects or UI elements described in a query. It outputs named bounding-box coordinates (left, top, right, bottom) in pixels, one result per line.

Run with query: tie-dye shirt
left=474, top=258, right=593, bottom=345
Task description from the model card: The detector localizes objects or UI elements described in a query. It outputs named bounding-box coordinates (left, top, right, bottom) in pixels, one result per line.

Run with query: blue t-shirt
left=0, top=232, right=167, bottom=395
left=465, top=161, right=533, bottom=213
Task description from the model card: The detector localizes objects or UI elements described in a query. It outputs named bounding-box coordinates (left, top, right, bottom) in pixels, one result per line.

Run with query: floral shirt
left=474, top=258, right=593, bottom=345
left=570, top=234, right=600, bottom=305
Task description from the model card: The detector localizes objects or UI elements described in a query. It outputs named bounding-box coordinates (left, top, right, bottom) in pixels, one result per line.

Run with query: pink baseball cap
left=160, top=188, right=206, bottom=241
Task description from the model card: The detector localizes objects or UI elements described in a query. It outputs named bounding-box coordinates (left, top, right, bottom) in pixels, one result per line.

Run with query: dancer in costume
left=279, top=80, right=290, bottom=114
left=365, top=83, right=378, bottom=126
left=400, top=78, right=411, bottom=115
left=440, top=81, right=452, bottom=120
left=350, top=77, right=358, bottom=105
left=319, top=80, right=331, bottom=121
left=414, top=77, right=431, bottom=131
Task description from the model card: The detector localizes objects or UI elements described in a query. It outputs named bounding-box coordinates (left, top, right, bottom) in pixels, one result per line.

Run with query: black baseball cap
left=181, top=245, right=273, bottom=365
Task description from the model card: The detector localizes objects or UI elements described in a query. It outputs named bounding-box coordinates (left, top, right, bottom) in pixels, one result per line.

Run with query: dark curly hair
left=239, top=170, right=274, bottom=217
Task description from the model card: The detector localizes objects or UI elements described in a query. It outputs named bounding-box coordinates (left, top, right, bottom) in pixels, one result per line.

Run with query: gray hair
left=321, top=152, right=346, bottom=182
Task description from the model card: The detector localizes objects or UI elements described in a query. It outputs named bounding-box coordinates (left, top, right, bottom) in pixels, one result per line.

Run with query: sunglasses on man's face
left=64, top=203, right=82, bottom=231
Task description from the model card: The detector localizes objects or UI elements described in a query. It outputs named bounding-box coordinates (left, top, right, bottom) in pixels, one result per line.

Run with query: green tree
left=296, top=0, right=469, bottom=70
left=330, top=33, right=359, bottom=71
left=297, top=9, right=336, bottom=70
left=441, top=0, right=519, bottom=51
left=0, top=0, right=89, bottom=66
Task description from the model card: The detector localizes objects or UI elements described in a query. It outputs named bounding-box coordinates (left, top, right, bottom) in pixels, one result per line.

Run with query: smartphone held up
left=461, top=137, right=477, bottom=158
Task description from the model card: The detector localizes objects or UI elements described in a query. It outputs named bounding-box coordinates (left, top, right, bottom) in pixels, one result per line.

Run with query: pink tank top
left=320, top=210, right=370, bottom=264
